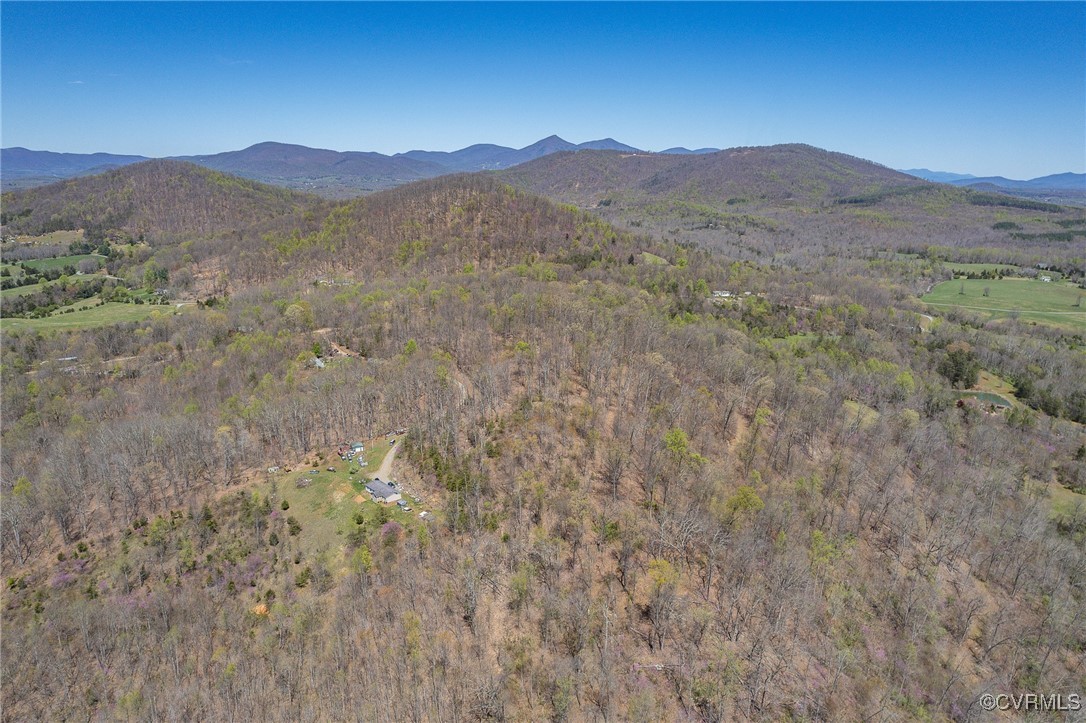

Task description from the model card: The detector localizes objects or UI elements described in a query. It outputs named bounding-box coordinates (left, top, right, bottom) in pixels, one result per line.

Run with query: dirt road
left=374, top=439, right=402, bottom=479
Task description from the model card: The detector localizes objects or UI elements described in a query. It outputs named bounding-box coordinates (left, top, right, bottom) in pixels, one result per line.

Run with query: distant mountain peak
left=900, top=168, right=978, bottom=183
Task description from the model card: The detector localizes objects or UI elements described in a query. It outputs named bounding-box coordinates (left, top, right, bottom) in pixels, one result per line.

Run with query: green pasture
left=922, top=277, right=1085, bottom=331
left=0, top=301, right=174, bottom=332
left=22, top=254, right=106, bottom=272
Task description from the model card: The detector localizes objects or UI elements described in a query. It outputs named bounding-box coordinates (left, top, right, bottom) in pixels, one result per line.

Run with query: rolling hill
left=499, top=143, right=929, bottom=208
left=0, top=159, right=321, bottom=240
left=0, top=147, right=149, bottom=190
left=497, top=144, right=1082, bottom=263
left=2, top=137, right=651, bottom=197
left=173, top=142, right=447, bottom=197
left=901, top=169, right=1086, bottom=206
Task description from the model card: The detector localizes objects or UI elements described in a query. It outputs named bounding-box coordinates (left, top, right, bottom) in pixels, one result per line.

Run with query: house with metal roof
left=364, top=479, right=401, bottom=504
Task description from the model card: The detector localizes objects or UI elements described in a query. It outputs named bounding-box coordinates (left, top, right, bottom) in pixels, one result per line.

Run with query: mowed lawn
left=0, top=301, right=175, bottom=332
left=922, top=278, right=1085, bottom=331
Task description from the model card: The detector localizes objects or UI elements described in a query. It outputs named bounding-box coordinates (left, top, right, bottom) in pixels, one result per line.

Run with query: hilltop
left=497, top=144, right=1081, bottom=265
left=500, top=143, right=926, bottom=207
left=173, top=142, right=446, bottom=197
left=0, top=160, right=321, bottom=241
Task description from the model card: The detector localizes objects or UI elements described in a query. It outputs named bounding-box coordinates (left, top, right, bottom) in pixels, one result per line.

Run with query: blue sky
left=2, top=2, right=1083, bottom=178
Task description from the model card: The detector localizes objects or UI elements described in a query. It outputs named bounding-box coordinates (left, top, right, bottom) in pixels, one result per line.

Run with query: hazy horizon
left=2, top=2, right=1083, bottom=178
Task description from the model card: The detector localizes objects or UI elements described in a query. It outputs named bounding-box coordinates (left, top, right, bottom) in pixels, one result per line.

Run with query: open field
left=0, top=301, right=175, bottom=332
left=22, top=253, right=106, bottom=272
left=1, top=281, right=50, bottom=298
left=12, top=230, right=84, bottom=246
left=922, top=277, right=1086, bottom=331
left=0, top=274, right=102, bottom=299
left=640, top=251, right=668, bottom=265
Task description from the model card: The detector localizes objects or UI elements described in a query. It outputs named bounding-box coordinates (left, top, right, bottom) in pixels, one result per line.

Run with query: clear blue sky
left=2, top=2, right=1083, bottom=178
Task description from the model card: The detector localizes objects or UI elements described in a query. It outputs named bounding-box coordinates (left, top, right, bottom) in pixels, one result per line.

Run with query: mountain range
left=4, top=138, right=1083, bottom=205
left=2, top=136, right=648, bottom=196
left=7, top=143, right=1076, bottom=263
left=901, top=168, right=1085, bottom=205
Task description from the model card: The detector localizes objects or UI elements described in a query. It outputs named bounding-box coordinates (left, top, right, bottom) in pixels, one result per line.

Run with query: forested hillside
left=1, top=163, right=1084, bottom=721
left=499, top=146, right=1084, bottom=273
left=1, top=160, right=322, bottom=242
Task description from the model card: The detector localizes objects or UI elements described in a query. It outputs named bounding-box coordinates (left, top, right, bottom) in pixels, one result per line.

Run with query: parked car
left=403, top=506, right=412, bottom=512
left=307, top=470, right=319, bottom=476
left=397, top=500, right=407, bottom=508
left=327, top=466, right=336, bottom=472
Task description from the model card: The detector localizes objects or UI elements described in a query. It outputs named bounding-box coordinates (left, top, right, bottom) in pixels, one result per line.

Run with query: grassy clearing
left=0, top=264, right=26, bottom=278
left=975, top=370, right=1016, bottom=397
left=22, top=254, right=106, bottom=272
left=1, top=281, right=50, bottom=298
left=259, top=442, right=428, bottom=567
left=922, top=277, right=1086, bottom=331
left=0, top=274, right=102, bottom=299
left=0, top=301, right=174, bottom=332
left=13, top=230, right=84, bottom=246
left=1048, top=481, right=1085, bottom=528
left=640, top=251, right=669, bottom=266
left=957, top=370, right=1020, bottom=407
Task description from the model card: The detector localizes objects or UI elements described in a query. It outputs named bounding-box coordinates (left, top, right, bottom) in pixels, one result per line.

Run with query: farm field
left=921, top=277, right=1086, bottom=331
left=0, top=274, right=102, bottom=299
left=1, top=281, right=50, bottom=298
left=12, top=230, right=84, bottom=245
left=21, top=253, right=106, bottom=272
left=0, top=301, right=172, bottom=332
